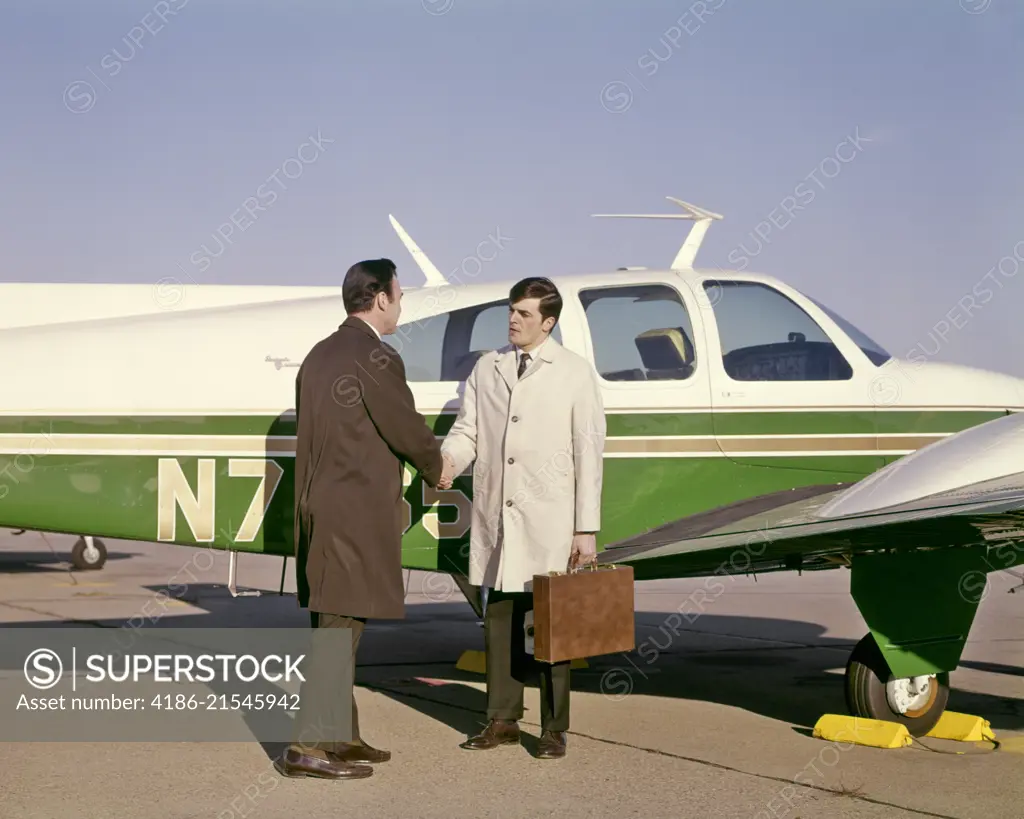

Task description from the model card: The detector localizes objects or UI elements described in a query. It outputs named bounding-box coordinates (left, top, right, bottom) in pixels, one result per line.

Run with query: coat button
left=508, top=457, right=514, bottom=464
left=511, top=416, right=519, bottom=422
left=505, top=500, right=513, bottom=507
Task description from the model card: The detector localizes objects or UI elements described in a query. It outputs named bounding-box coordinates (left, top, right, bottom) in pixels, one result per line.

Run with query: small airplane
left=1, top=197, right=1022, bottom=738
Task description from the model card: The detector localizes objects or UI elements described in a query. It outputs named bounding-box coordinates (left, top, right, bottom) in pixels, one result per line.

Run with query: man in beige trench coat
left=438, top=276, right=606, bottom=759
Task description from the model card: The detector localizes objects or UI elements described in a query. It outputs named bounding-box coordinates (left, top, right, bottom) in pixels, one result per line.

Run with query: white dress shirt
left=356, top=316, right=381, bottom=340
left=515, top=336, right=547, bottom=373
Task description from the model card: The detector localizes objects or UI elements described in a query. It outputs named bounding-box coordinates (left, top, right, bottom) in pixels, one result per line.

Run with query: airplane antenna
left=591, top=196, right=724, bottom=269
left=388, top=214, right=449, bottom=287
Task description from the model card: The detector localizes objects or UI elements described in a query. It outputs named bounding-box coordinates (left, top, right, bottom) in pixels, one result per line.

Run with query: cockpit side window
left=702, top=280, right=854, bottom=381
left=808, top=297, right=891, bottom=366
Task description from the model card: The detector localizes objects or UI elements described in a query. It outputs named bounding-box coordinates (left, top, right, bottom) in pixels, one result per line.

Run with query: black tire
left=71, top=537, right=107, bottom=571
left=845, top=632, right=949, bottom=737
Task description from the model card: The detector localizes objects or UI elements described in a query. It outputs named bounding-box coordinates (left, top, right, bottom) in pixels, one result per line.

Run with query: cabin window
left=578, top=284, right=697, bottom=382
left=382, top=312, right=449, bottom=382
left=467, top=300, right=562, bottom=354
left=440, top=298, right=563, bottom=382
left=702, top=280, right=853, bottom=381
left=383, top=298, right=563, bottom=382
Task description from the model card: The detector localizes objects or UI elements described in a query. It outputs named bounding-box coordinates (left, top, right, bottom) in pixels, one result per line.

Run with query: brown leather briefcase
left=531, top=564, right=635, bottom=663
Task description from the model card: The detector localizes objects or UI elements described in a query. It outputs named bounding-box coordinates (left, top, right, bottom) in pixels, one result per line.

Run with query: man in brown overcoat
left=277, top=258, right=443, bottom=781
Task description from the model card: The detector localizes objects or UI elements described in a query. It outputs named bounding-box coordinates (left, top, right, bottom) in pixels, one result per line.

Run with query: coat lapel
left=496, top=345, right=518, bottom=391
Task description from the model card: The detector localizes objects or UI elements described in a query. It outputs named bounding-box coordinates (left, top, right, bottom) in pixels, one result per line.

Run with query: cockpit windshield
left=809, top=297, right=891, bottom=366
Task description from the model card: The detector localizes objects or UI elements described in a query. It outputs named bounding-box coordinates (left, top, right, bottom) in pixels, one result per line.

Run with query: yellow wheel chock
left=923, top=712, right=995, bottom=743
left=812, top=715, right=913, bottom=748
left=812, top=712, right=998, bottom=749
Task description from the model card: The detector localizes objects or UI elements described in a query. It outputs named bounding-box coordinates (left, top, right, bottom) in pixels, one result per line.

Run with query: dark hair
left=509, top=276, right=562, bottom=324
left=342, top=258, right=397, bottom=314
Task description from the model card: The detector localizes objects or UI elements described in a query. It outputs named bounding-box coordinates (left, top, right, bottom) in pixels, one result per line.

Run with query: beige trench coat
left=441, top=337, right=606, bottom=592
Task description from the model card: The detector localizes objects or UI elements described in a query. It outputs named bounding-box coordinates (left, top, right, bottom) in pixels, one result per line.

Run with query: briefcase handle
left=544, top=563, right=617, bottom=577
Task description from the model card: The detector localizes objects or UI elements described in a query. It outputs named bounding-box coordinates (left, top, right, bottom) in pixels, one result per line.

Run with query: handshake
left=437, top=453, right=457, bottom=490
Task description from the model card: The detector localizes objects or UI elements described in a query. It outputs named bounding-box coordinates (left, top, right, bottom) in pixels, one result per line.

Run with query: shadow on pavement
left=2, top=585, right=1022, bottom=763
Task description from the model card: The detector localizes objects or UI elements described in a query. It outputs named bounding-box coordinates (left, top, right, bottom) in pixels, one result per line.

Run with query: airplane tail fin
left=592, top=196, right=724, bottom=269
left=388, top=214, right=449, bottom=287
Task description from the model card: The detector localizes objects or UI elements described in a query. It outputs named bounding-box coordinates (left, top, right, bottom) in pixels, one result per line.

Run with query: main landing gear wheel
left=71, top=536, right=107, bottom=571
left=844, top=632, right=949, bottom=737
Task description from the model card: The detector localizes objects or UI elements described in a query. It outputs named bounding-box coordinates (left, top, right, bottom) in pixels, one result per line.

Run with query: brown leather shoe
left=329, top=742, right=391, bottom=764
left=460, top=719, right=521, bottom=750
left=536, top=730, right=567, bottom=759
left=273, top=745, right=373, bottom=779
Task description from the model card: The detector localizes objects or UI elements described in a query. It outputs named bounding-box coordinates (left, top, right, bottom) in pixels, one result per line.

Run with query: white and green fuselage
left=3, top=268, right=1024, bottom=735
left=1, top=269, right=1021, bottom=582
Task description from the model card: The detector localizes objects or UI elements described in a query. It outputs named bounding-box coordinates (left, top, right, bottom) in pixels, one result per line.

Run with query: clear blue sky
left=2, top=0, right=1021, bottom=375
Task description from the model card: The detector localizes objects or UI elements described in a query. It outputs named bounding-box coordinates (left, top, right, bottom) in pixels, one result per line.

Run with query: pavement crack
left=0, top=600, right=118, bottom=628
left=365, top=681, right=969, bottom=819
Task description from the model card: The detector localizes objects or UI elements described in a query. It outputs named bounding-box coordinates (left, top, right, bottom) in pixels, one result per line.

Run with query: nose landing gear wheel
left=845, top=632, right=949, bottom=737
left=71, top=536, right=107, bottom=571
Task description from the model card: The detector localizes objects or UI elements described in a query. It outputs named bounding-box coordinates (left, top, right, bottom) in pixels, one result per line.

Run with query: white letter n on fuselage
left=157, top=458, right=216, bottom=542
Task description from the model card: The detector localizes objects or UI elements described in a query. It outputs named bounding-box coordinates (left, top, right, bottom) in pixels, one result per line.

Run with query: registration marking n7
left=156, top=458, right=284, bottom=543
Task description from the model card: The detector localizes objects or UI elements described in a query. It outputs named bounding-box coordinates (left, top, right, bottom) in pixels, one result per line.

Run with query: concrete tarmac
left=0, top=529, right=1022, bottom=819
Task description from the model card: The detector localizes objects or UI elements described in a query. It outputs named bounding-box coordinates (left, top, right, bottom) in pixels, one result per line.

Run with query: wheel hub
left=886, top=675, right=936, bottom=716
left=83, top=537, right=100, bottom=563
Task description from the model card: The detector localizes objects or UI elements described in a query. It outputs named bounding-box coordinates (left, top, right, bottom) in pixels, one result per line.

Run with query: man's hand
left=438, top=453, right=456, bottom=490
left=568, top=532, right=597, bottom=570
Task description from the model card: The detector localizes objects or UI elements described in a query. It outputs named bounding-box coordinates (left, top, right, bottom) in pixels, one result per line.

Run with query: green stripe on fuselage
left=0, top=408, right=1006, bottom=577
left=0, top=408, right=1005, bottom=437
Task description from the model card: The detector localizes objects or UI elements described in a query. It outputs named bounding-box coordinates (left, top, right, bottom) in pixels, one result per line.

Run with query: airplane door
left=570, top=275, right=718, bottom=544
left=696, top=276, right=885, bottom=485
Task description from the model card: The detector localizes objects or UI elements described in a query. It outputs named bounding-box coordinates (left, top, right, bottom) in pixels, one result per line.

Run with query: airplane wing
left=602, top=411, right=1024, bottom=580
left=602, top=474, right=1024, bottom=579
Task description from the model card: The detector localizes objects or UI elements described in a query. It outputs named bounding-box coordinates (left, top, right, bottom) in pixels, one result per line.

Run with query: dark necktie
left=517, top=353, right=531, bottom=379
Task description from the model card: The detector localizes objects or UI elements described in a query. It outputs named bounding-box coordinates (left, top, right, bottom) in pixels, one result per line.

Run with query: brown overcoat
left=293, top=316, right=443, bottom=619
